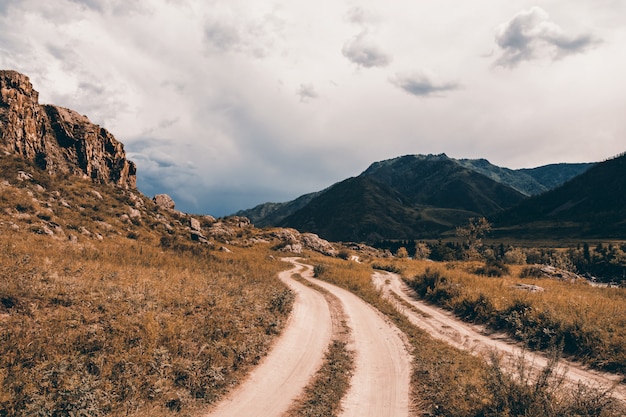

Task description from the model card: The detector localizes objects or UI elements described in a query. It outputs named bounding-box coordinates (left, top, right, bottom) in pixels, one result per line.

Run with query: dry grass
left=285, top=273, right=354, bottom=417
left=0, top=230, right=291, bottom=416
left=309, top=255, right=624, bottom=416
left=401, top=259, right=626, bottom=373
left=0, top=155, right=293, bottom=416
left=308, top=256, right=489, bottom=416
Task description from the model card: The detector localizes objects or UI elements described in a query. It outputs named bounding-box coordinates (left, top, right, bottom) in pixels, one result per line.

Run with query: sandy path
left=293, top=261, right=412, bottom=417
left=374, top=271, right=626, bottom=400
left=205, top=262, right=333, bottom=417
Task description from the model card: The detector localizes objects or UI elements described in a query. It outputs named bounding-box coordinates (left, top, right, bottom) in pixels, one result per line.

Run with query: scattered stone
left=128, top=208, right=141, bottom=220
left=301, top=232, right=336, bottom=256
left=203, top=215, right=217, bottom=224
left=68, top=235, right=78, bottom=244
left=219, top=246, right=232, bottom=253
left=512, top=283, right=545, bottom=293
left=279, top=243, right=303, bottom=254
left=16, top=171, right=32, bottom=182
left=190, top=217, right=201, bottom=232
left=128, top=192, right=144, bottom=207
left=190, top=230, right=208, bottom=243
left=91, top=190, right=103, bottom=200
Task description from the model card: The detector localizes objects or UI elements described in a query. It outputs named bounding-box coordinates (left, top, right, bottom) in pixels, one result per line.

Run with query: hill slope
left=493, top=152, right=626, bottom=238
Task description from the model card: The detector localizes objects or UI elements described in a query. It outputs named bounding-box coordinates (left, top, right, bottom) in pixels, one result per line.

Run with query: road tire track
left=374, top=270, right=626, bottom=402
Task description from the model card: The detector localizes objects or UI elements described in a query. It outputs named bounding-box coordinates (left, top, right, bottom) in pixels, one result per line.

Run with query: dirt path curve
left=292, top=261, right=412, bottom=417
left=206, top=262, right=333, bottom=417
left=374, top=271, right=626, bottom=401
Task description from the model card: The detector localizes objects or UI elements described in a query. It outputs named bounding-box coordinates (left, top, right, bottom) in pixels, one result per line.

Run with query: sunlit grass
left=308, top=255, right=624, bottom=416
left=401, top=259, right=626, bottom=373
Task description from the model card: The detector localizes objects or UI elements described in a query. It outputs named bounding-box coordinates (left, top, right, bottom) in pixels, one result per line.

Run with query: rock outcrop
left=269, top=228, right=336, bottom=256
left=153, top=194, right=175, bottom=210
left=0, top=70, right=136, bottom=188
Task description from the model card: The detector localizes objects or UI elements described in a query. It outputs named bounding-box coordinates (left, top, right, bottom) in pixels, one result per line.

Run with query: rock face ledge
left=0, top=70, right=136, bottom=188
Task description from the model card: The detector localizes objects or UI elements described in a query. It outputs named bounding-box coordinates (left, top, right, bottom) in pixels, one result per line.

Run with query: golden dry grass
left=0, top=154, right=294, bottom=416
left=0, top=230, right=291, bottom=416
left=309, top=255, right=624, bottom=416
left=400, top=259, right=626, bottom=373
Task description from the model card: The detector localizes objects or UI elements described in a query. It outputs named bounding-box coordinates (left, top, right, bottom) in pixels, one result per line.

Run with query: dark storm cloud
left=390, top=71, right=459, bottom=97
left=342, top=31, right=392, bottom=68
left=495, top=7, right=601, bottom=68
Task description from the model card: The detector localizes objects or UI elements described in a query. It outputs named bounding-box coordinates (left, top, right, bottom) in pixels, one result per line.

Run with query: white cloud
left=342, top=31, right=392, bottom=68
left=390, top=70, right=459, bottom=97
left=296, top=83, right=318, bottom=102
left=494, top=7, right=601, bottom=68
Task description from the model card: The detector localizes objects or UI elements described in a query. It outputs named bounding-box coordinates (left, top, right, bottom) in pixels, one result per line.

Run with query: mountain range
left=238, top=154, right=599, bottom=242
left=3, top=69, right=623, bottom=244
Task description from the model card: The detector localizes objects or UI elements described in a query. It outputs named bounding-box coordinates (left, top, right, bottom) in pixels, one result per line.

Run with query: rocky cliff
left=0, top=70, right=136, bottom=188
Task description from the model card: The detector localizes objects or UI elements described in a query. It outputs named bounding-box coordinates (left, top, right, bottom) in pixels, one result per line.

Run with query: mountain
left=493, top=152, right=626, bottom=239
left=0, top=70, right=136, bottom=188
left=239, top=153, right=594, bottom=242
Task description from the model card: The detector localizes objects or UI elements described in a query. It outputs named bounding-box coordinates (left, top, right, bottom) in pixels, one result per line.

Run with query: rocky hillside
left=0, top=70, right=339, bottom=257
left=0, top=70, right=136, bottom=188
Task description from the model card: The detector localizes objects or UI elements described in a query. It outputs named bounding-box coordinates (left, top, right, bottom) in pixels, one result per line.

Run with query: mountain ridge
left=238, top=153, right=594, bottom=242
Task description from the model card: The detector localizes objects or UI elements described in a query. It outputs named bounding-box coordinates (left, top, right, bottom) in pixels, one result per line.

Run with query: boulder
left=190, top=217, right=201, bottom=231
left=153, top=194, right=175, bottom=210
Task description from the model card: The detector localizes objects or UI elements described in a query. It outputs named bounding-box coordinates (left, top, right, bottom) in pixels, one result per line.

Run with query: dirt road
left=373, top=270, right=626, bottom=400
left=206, top=262, right=333, bottom=417
left=207, top=260, right=412, bottom=417
left=296, top=261, right=412, bottom=417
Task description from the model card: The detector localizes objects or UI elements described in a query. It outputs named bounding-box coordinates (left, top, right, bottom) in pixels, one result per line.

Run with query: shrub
left=475, top=259, right=510, bottom=277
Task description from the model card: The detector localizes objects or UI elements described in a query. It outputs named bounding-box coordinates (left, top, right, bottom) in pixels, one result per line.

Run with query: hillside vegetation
left=494, top=152, right=626, bottom=239
left=0, top=155, right=292, bottom=416
left=399, top=259, right=626, bottom=373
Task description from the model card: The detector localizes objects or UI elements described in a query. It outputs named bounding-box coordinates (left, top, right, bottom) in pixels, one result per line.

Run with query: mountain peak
left=0, top=70, right=136, bottom=188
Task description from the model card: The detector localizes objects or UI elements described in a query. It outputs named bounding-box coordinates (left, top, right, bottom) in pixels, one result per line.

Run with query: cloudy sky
left=1, top=0, right=625, bottom=216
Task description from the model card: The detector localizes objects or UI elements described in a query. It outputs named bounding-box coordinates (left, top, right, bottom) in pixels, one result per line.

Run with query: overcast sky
left=1, top=0, right=625, bottom=216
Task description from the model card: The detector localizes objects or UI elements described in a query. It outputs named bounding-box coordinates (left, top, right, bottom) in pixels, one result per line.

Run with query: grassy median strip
left=285, top=272, right=355, bottom=417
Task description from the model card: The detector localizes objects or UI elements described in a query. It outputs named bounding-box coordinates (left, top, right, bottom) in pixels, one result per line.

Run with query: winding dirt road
left=206, top=262, right=333, bottom=417
left=206, top=260, right=412, bottom=417
left=373, top=270, right=626, bottom=401
left=208, top=258, right=411, bottom=417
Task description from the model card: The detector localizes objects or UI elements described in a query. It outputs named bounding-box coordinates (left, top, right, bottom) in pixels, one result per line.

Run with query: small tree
left=414, top=242, right=431, bottom=260
left=456, top=217, right=491, bottom=260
